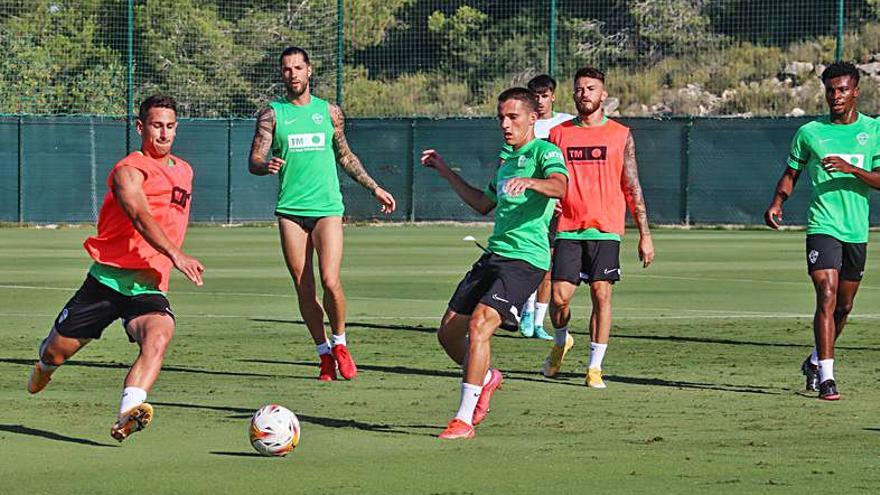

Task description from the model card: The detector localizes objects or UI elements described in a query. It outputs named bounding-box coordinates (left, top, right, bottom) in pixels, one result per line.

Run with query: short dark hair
left=138, top=94, right=177, bottom=122
left=528, top=74, right=557, bottom=93
left=821, top=61, right=859, bottom=86
left=280, top=46, right=311, bottom=65
left=498, top=87, right=539, bottom=113
left=574, top=66, right=606, bottom=84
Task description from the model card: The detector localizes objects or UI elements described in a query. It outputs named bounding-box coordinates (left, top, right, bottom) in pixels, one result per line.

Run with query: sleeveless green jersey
left=787, top=113, right=880, bottom=243
left=270, top=96, right=344, bottom=217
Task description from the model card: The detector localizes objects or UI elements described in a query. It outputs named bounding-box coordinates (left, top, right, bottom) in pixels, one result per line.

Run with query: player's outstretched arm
left=764, top=166, right=801, bottom=229
left=420, top=149, right=495, bottom=215
left=248, top=106, right=284, bottom=176
left=329, top=104, right=396, bottom=214
left=113, top=166, right=205, bottom=286
left=502, top=173, right=567, bottom=199
left=821, top=155, right=880, bottom=189
left=621, top=133, right=654, bottom=267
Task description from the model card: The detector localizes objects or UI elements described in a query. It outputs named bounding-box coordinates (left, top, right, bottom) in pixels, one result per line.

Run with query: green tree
left=135, top=0, right=249, bottom=117
left=0, top=0, right=125, bottom=114
left=629, top=0, right=718, bottom=61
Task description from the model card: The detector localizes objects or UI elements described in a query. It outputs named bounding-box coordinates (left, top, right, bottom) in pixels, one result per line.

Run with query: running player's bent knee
left=551, top=295, right=570, bottom=314
left=467, top=317, right=494, bottom=343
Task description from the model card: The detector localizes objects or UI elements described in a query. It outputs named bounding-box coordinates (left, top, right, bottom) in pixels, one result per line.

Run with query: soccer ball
left=249, top=404, right=301, bottom=457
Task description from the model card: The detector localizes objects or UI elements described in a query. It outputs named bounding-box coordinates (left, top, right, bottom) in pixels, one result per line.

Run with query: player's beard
left=285, top=80, right=309, bottom=99
left=576, top=99, right=601, bottom=117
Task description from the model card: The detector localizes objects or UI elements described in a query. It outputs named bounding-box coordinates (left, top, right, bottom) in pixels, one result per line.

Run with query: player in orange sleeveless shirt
left=26, top=95, right=204, bottom=442
left=540, top=67, right=655, bottom=388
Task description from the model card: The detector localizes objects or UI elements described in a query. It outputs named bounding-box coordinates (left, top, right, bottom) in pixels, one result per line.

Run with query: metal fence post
left=836, top=0, right=844, bottom=61
left=407, top=119, right=416, bottom=222
left=336, top=0, right=344, bottom=106
left=681, top=118, right=693, bottom=226
left=126, top=0, right=134, bottom=152
left=548, top=0, right=557, bottom=77
left=227, top=120, right=234, bottom=224
left=17, top=116, right=23, bottom=224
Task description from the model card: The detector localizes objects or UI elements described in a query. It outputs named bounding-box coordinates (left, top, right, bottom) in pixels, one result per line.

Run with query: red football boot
left=318, top=353, right=337, bottom=381
left=472, top=369, right=503, bottom=425
left=438, top=418, right=475, bottom=439
left=332, top=344, right=358, bottom=380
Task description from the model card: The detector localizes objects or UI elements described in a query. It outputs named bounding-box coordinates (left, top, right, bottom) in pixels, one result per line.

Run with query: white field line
left=5, top=311, right=880, bottom=321
left=0, top=284, right=442, bottom=304
left=3, top=283, right=880, bottom=320
left=629, top=273, right=880, bottom=290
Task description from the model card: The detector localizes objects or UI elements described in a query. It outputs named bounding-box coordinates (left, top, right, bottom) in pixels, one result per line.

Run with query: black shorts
left=53, top=275, right=174, bottom=342
left=448, top=253, right=546, bottom=331
left=806, top=234, right=867, bottom=281
left=548, top=214, right=559, bottom=247
left=552, top=239, right=621, bottom=284
left=275, top=212, right=327, bottom=232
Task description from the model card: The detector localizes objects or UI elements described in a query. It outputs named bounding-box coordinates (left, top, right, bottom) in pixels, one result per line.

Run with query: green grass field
left=1, top=225, right=879, bottom=494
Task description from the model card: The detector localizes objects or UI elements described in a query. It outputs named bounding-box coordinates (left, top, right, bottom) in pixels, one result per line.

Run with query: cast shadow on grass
left=0, top=424, right=116, bottom=447
left=241, top=358, right=462, bottom=379
left=249, top=318, right=522, bottom=339
left=0, top=357, right=299, bottom=380
left=612, top=333, right=879, bottom=351
left=251, top=318, right=435, bottom=334
left=508, top=370, right=780, bottom=395
left=153, top=401, right=436, bottom=439
left=209, top=451, right=266, bottom=457
left=864, top=428, right=880, bottom=432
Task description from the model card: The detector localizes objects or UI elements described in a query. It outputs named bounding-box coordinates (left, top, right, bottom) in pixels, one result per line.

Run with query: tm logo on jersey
left=171, top=186, right=191, bottom=209
left=567, top=146, right=607, bottom=163
left=823, top=153, right=865, bottom=170
left=287, top=133, right=326, bottom=151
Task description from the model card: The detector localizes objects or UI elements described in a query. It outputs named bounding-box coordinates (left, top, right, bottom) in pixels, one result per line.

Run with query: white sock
left=482, top=368, right=493, bottom=386
left=119, top=386, right=147, bottom=416
left=589, top=342, right=608, bottom=370
left=316, top=341, right=331, bottom=356
left=454, top=382, right=482, bottom=425
left=331, top=333, right=347, bottom=347
left=534, top=302, right=549, bottom=327
left=809, top=348, right=819, bottom=366
left=818, top=359, right=834, bottom=382
left=524, top=292, right=536, bottom=314
left=554, top=326, right=569, bottom=347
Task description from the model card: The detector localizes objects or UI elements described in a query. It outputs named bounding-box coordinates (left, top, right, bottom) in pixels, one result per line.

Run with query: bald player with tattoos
left=249, top=46, right=396, bottom=381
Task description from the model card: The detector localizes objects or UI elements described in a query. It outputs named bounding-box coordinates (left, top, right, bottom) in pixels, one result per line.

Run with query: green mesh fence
left=3, top=1, right=879, bottom=118
left=3, top=2, right=880, bottom=224
left=1, top=115, right=848, bottom=225
left=0, top=0, right=339, bottom=118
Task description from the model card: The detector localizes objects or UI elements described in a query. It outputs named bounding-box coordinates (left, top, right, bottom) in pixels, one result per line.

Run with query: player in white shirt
left=519, top=75, right=575, bottom=339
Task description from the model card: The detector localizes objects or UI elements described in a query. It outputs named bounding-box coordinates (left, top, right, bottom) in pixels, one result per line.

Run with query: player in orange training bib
left=541, top=67, right=655, bottom=388
left=27, top=95, right=204, bottom=442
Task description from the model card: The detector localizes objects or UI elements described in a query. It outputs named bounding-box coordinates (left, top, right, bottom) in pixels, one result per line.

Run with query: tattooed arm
left=329, top=103, right=396, bottom=213
left=248, top=106, right=284, bottom=175
left=621, top=132, right=654, bottom=267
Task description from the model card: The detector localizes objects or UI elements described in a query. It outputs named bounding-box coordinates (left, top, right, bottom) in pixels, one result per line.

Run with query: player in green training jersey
left=248, top=47, right=396, bottom=381
left=765, top=62, right=880, bottom=400
left=421, top=88, right=568, bottom=439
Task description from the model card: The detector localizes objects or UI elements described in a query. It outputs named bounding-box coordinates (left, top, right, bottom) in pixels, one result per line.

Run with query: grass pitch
left=1, top=225, right=878, bottom=494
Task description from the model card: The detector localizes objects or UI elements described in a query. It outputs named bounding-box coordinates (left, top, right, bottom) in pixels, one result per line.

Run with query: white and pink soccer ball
left=249, top=404, right=300, bottom=457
